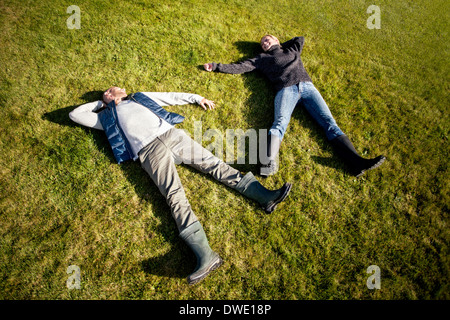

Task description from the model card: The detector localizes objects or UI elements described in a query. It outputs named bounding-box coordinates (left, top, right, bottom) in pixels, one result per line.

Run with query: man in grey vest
left=69, top=86, right=292, bottom=285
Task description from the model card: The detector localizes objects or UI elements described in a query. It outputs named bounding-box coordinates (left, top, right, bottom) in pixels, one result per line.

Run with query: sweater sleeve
left=212, top=56, right=259, bottom=74
left=69, top=100, right=104, bottom=130
left=281, top=36, right=305, bottom=54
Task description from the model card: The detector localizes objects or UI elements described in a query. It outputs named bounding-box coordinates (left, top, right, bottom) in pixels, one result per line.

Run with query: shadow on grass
left=43, top=91, right=104, bottom=128
left=140, top=246, right=193, bottom=280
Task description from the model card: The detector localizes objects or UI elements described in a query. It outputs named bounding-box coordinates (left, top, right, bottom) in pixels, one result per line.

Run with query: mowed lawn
left=0, top=0, right=448, bottom=300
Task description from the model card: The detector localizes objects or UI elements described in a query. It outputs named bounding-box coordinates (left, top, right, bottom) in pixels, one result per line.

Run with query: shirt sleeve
left=212, top=56, right=259, bottom=74
left=69, top=100, right=104, bottom=130
left=141, top=92, right=204, bottom=106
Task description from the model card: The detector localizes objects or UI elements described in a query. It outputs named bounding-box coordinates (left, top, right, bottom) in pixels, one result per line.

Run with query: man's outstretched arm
left=142, top=92, right=215, bottom=110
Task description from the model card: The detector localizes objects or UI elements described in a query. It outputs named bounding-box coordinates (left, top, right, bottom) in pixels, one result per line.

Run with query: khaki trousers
left=139, top=128, right=242, bottom=232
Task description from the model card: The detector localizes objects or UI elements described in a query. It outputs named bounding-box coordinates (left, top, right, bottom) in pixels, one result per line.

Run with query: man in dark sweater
left=206, top=36, right=312, bottom=91
left=204, top=35, right=385, bottom=177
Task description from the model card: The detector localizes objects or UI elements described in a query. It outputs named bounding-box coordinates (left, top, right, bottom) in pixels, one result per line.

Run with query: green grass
left=0, top=0, right=448, bottom=300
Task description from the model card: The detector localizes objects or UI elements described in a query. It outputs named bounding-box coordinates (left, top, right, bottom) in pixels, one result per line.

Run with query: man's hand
left=203, top=63, right=213, bottom=72
left=200, top=98, right=215, bottom=110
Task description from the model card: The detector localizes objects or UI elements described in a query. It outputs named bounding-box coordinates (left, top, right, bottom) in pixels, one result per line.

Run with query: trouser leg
left=168, top=128, right=243, bottom=188
left=139, top=130, right=198, bottom=232
left=298, top=82, right=385, bottom=176
left=262, top=84, right=299, bottom=176
left=269, top=84, right=300, bottom=140
left=146, top=129, right=229, bottom=284
left=298, top=82, right=344, bottom=141
left=165, top=129, right=292, bottom=213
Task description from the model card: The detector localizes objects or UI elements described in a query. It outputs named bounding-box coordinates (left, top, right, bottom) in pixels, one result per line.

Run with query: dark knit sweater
left=211, top=37, right=312, bottom=91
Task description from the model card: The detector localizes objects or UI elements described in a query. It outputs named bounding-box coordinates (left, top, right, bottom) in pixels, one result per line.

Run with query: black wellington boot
left=330, top=134, right=386, bottom=177
left=235, top=172, right=292, bottom=213
left=260, top=134, right=282, bottom=177
left=179, top=221, right=223, bottom=285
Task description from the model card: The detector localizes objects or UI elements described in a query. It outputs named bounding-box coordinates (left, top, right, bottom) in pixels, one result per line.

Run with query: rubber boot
left=179, top=221, right=223, bottom=285
left=260, top=134, right=281, bottom=176
left=330, top=134, right=386, bottom=177
left=235, top=172, right=291, bottom=213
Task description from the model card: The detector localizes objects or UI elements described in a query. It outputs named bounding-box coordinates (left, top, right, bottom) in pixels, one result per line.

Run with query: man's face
left=103, top=86, right=127, bottom=104
left=260, top=35, right=280, bottom=52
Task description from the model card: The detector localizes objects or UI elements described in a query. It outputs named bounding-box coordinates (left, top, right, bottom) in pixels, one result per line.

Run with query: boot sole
left=355, top=156, right=386, bottom=177
left=264, top=182, right=292, bottom=213
left=187, top=254, right=223, bottom=285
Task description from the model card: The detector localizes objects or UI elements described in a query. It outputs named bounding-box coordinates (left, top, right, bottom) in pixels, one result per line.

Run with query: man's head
left=103, top=86, right=127, bottom=105
left=260, top=35, right=280, bottom=52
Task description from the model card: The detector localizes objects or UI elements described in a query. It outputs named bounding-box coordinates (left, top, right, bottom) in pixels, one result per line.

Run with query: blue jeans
left=269, top=82, right=344, bottom=141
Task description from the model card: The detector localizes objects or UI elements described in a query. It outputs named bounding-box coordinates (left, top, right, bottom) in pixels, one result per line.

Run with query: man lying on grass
left=204, top=35, right=386, bottom=177
left=69, top=87, right=292, bottom=285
